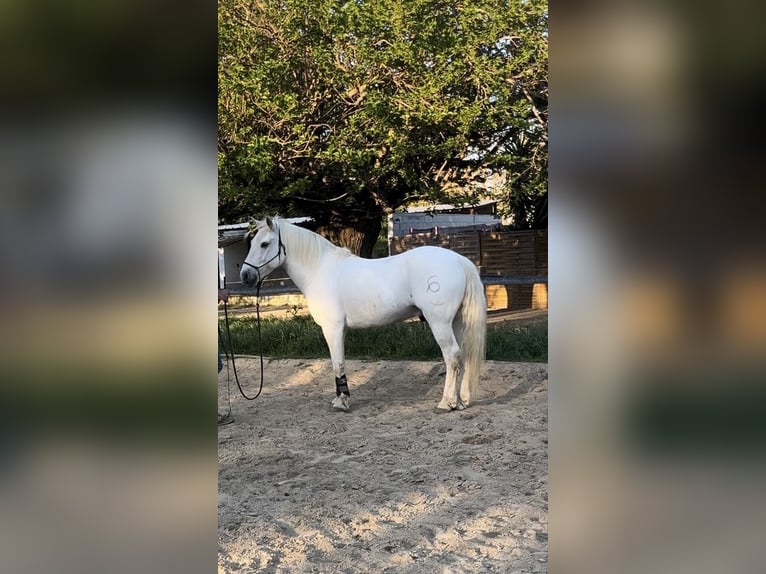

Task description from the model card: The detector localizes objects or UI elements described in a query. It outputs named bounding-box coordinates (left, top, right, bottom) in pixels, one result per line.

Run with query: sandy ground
left=218, top=358, right=548, bottom=573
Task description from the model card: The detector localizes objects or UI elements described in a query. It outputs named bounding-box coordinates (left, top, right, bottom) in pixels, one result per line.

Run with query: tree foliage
left=219, top=0, right=547, bottom=254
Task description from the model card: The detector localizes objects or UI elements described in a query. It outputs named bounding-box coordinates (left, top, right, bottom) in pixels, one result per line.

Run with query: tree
left=219, top=0, right=547, bottom=255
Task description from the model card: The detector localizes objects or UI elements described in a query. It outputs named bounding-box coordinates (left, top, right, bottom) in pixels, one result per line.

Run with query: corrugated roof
left=218, top=217, right=313, bottom=248
left=218, top=216, right=312, bottom=230
left=398, top=199, right=497, bottom=214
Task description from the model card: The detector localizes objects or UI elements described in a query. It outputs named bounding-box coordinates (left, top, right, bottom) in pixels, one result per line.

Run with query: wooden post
left=478, top=230, right=484, bottom=269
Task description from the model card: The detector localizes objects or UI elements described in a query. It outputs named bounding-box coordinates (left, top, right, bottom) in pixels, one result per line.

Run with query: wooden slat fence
left=390, top=229, right=548, bottom=311
left=390, top=229, right=547, bottom=274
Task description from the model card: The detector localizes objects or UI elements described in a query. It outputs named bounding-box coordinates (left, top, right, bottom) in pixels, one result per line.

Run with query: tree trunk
left=316, top=217, right=382, bottom=258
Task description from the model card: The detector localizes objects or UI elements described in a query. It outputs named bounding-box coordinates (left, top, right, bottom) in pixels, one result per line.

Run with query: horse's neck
left=283, top=256, right=313, bottom=293
left=280, top=222, right=338, bottom=292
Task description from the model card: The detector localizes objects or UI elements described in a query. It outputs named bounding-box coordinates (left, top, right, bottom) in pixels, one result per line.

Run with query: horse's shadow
left=473, top=372, right=546, bottom=406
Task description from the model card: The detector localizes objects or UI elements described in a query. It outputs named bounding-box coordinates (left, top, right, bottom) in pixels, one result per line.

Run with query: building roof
left=218, top=217, right=313, bottom=248
left=398, top=199, right=497, bottom=214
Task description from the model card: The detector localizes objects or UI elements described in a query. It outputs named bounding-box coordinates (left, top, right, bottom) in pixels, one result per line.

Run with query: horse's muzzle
left=240, top=266, right=259, bottom=287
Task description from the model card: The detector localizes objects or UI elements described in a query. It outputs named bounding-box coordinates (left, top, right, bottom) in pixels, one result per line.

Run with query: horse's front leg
left=321, top=322, right=350, bottom=412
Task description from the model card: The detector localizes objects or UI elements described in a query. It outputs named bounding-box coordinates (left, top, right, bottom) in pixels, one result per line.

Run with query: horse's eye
left=260, top=241, right=270, bottom=249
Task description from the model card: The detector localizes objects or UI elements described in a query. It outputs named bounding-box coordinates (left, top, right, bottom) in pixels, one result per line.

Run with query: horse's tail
left=456, top=256, right=486, bottom=405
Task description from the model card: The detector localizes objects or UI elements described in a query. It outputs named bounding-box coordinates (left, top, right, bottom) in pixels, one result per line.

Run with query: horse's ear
left=266, top=216, right=274, bottom=230
left=245, top=216, right=260, bottom=243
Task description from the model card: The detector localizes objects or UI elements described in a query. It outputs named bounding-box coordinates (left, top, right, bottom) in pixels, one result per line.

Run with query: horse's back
left=330, top=246, right=470, bottom=327
left=401, top=245, right=472, bottom=279
left=400, top=245, right=466, bottom=265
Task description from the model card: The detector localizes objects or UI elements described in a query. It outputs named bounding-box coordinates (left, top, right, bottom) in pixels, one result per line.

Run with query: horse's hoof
left=332, top=393, right=350, bottom=412
left=435, top=398, right=466, bottom=412
left=435, top=399, right=456, bottom=412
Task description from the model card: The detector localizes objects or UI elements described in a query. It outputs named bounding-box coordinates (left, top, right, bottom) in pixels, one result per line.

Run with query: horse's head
left=240, top=216, right=285, bottom=287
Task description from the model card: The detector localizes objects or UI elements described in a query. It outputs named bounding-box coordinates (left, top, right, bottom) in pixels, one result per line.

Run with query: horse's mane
left=277, top=218, right=351, bottom=270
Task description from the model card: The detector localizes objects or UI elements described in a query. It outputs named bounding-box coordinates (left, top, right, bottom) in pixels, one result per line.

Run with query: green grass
left=220, top=314, right=547, bottom=362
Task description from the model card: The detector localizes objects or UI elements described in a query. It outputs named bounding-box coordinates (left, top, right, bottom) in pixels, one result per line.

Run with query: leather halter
left=241, top=227, right=286, bottom=285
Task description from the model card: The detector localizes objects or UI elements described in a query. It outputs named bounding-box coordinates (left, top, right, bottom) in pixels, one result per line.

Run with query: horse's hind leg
left=427, top=319, right=464, bottom=411
left=321, top=322, right=350, bottom=412
left=452, top=312, right=472, bottom=407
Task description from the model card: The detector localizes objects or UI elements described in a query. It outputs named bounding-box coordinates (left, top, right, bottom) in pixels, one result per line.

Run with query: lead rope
left=217, top=324, right=234, bottom=426
left=218, top=282, right=265, bottom=426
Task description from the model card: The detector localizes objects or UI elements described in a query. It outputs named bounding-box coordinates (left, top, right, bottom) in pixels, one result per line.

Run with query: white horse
left=240, top=216, right=486, bottom=412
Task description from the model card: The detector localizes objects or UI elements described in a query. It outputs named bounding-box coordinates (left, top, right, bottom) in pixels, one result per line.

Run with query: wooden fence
left=390, top=229, right=548, bottom=311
